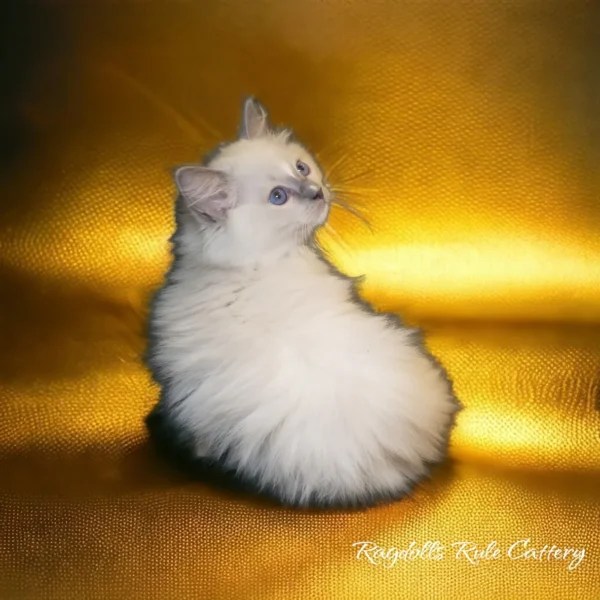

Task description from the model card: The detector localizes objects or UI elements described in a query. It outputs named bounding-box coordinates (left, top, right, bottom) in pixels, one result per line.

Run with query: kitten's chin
left=299, top=202, right=329, bottom=241
left=314, top=202, right=330, bottom=226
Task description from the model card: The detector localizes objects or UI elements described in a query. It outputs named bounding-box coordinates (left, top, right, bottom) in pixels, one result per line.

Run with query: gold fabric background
left=1, top=1, right=599, bottom=598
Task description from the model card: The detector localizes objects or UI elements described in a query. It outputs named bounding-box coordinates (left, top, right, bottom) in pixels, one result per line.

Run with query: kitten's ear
left=240, top=96, right=272, bottom=139
left=174, top=166, right=232, bottom=221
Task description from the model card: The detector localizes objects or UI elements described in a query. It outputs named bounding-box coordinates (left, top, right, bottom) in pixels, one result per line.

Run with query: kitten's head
left=174, top=97, right=331, bottom=267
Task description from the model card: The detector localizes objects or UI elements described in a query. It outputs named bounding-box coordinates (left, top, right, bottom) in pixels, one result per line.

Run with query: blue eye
left=296, top=160, right=310, bottom=176
left=269, top=187, right=288, bottom=205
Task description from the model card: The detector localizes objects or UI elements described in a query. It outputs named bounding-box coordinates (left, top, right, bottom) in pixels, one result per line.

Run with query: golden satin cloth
left=1, top=1, right=599, bottom=598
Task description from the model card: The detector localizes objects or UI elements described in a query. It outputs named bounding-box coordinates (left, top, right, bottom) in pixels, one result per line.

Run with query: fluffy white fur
left=148, top=98, right=458, bottom=507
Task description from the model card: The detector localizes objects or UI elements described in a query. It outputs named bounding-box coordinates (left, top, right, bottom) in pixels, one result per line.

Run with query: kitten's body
left=147, top=98, right=459, bottom=508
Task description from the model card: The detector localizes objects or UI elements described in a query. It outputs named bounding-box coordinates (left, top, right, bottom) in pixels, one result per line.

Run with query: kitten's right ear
left=174, top=166, right=232, bottom=221
left=240, top=96, right=272, bottom=139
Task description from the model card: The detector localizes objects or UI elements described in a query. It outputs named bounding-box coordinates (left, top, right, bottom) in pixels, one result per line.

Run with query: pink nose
left=301, top=181, right=324, bottom=200
left=312, top=187, right=324, bottom=200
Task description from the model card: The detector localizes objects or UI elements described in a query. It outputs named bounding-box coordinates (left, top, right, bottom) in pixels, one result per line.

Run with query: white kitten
left=146, top=97, right=459, bottom=508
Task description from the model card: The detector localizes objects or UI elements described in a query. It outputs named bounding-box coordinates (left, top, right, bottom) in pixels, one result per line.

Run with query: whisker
left=330, top=185, right=375, bottom=196
left=326, top=153, right=349, bottom=179
left=330, top=199, right=373, bottom=232
left=329, top=190, right=369, bottom=208
left=321, top=222, right=355, bottom=257
left=297, top=221, right=311, bottom=247
left=93, top=61, right=219, bottom=145
left=316, top=140, right=346, bottom=163
left=334, top=168, right=374, bottom=186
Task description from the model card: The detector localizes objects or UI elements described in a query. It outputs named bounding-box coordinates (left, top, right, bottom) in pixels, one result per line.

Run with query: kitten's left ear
left=240, top=96, right=272, bottom=139
left=174, top=165, right=233, bottom=221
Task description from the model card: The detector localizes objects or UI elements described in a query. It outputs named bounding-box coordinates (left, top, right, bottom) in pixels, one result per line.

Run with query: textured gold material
left=1, top=1, right=599, bottom=598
